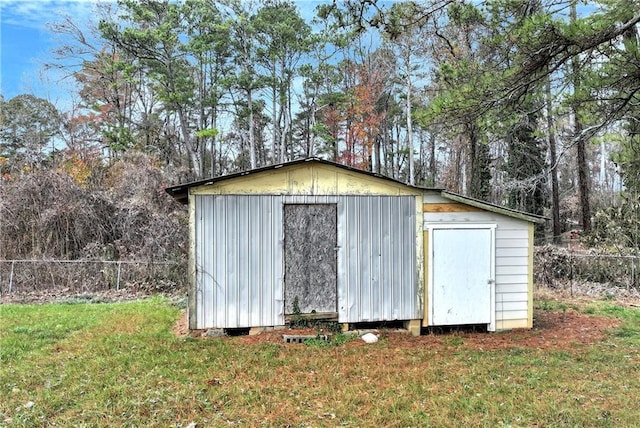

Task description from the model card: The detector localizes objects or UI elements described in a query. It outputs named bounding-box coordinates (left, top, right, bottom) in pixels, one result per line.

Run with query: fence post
left=116, top=261, right=122, bottom=291
left=8, top=261, right=15, bottom=294
left=569, top=248, right=574, bottom=297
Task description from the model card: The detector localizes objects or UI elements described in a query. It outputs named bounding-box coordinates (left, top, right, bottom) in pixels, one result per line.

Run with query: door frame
left=425, top=223, right=496, bottom=332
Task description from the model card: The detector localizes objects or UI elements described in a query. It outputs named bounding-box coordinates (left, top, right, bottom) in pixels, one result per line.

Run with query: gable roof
left=165, top=157, right=430, bottom=204
left=165, top=157, right=546, bottom=224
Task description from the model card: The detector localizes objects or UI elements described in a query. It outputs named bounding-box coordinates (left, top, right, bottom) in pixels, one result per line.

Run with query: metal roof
left=165, top=157, right=547, bottom=224
left=440, top=191, right=548, bottom=224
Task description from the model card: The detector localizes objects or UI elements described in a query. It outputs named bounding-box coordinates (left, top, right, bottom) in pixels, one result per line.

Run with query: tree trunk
left=280, top=102, right=290, bottom=163
left=465, top=120, right=490, bottom=200
left=286, top=74, right=294, bottom=161
left=406, top=69, right=414, bottom=185
left=429, top=131, right=436, bottom=187
left=248, top=87, right=256, bottom=169
left=576, top=131, right=591, bottom=232
left=308, top=103, right=315, bottom=158
left=176, top=104, right=201, bottom=179
left=374, top=135, right=381, bottom=174
left=271, top=65, right=278, bottom=163
left=545, top=75, right=561, bottom=242
left=571, top=1, right=591, bottom=232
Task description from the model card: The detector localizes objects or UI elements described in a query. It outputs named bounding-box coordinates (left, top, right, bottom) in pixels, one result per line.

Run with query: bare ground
left=0, top=288, right=181, bottom=305
left=172, top=306, right=623, bottom=352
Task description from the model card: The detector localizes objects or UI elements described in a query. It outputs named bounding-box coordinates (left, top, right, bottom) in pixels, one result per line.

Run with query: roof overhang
left=440, top=191, right=548, bottom=224
left=164, top=157, right=430, bottom=205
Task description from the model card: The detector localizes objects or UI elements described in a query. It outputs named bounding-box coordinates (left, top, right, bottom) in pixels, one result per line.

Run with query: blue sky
left=0, top=0, right=330, bottom=111
left=1, top=0, right=599, bottom=112
left=0, top=0, right=108, bottom=107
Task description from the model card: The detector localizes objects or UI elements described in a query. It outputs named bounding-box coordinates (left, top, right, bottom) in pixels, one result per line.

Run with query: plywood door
left=284, top=204, right=337, bottom=314
left=432, top=228, right=492, bottom=325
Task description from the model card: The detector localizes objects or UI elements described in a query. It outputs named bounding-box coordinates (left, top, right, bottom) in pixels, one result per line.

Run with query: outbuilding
left=166, top=158, right=545, bottom=335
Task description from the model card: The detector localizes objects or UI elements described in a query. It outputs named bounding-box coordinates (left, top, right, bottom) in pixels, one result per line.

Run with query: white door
left=431, top=228, right=493, bottom=326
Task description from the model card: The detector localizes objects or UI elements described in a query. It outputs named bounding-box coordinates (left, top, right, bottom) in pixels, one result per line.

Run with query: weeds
left=535, top=299, right=579, bottom=312
left=289, top=295, right=305, bottom=328
left=303, top=332, right=355, bottom=348
left=443, top=335, right=465, bottom=347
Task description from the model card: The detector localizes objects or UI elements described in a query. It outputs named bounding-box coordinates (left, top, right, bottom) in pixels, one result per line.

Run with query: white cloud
left=0, top=0, right=114, bottom=108
left=0, top=0, right=112, bottom=31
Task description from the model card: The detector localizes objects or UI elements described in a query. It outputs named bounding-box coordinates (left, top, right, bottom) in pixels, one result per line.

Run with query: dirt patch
left=174, top=308, right=621, bottom=351
left=390, top=309, right=621, bottom=351
left=172, top=309, right=190, bottom=337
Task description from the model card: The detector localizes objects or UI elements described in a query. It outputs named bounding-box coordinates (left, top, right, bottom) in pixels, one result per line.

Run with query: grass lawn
left=1, top=296, right=639, bottom=427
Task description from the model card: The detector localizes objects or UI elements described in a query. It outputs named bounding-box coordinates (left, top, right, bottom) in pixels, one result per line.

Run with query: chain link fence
left=3, top=249, right=638, bottom=300
left=0, top=259, right=187, bottom=296
left=535, top=245, right=639, bottom=296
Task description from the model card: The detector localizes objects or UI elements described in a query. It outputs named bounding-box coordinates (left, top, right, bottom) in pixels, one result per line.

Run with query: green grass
left=578, top=301, right=640, bottom=346
left=1, top=297, right=639, bottom=427
left=303, top=332, right=356, bottom=347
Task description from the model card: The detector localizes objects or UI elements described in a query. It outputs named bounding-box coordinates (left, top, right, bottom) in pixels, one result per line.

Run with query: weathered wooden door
left=284, top=204, right=337, bottom=315
left=431, top=228, right=493, bottom=326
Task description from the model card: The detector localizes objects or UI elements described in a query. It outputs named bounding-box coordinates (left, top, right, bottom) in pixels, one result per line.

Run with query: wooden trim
left=188, top=191, right=197, bottom=330
left=285, top=312, right=339, bottom=322
left=423, top=203, right=483, bottom=213
left=404, top=319, right=421, bottom=336
left=422, top=231, right=429, bottom=327
left=527, top=223, right=534, bottom=329
left=496, top=318, right=530, bottom=330
left=415, top=195, right=424, bottom=323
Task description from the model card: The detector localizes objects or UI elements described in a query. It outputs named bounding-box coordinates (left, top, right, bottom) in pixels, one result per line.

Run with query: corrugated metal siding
left=423, top=210, right=531, bottom=329
left=195, top=194, right=419, bottom=329
left=339, top=196, right=418, bottom=322
left=195, top=195, right=284, bottom=329
left=284, top=195, right=339, bottom=204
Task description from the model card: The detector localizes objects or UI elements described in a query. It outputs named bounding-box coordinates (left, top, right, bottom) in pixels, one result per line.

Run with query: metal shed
left=166, top=158, right=545, bottom=335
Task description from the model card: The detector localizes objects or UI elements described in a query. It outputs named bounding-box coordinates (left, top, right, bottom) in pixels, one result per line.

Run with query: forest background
left=0, top=0, right=638, bottom=287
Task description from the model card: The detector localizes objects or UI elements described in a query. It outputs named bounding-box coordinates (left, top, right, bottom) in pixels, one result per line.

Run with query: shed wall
left=423, top=208, right=532, bottom=330
left=195, top=195, right=284, bottom=329
left=193, top=194, right=418, bottom=329
left=339, top=196, right=418, bottom=322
